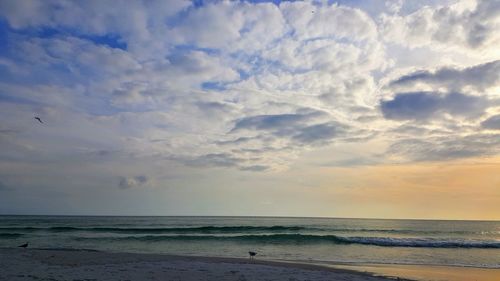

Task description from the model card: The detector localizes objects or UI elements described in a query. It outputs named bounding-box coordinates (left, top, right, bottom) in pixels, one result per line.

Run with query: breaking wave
left=73, top=234, right=500, bottom=248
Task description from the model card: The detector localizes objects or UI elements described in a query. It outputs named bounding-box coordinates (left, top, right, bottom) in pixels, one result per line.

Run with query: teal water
left=0, top=216, right=499, bottom=268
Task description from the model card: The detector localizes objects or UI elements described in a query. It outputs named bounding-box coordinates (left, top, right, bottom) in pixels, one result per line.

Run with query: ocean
left=0, top=216, right=499, bottom=269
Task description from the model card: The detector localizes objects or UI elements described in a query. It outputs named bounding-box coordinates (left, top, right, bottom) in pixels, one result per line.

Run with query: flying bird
left=34, top=117, right=43, bottom=124
left=18, top=242, right=28, bottom=248
left=248, top=251, right=257, bottom=259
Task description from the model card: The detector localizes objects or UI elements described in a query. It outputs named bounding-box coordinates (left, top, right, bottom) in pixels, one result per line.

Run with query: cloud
left=173, top=153, right=274, bottom=172
left=231, top=108, right=346, bottom=147
left=0, top=0, right=388, bottom=174
left=180, top=153, right=241, bottom=169
left=385, top=0, right=403, bottom=14
left=321, top=157, right=379, bottom=167
left=280, top=1, right=377, bottom=42
left=0, top=0, right=191, bottom=57
left=380, top=0, right=500, bottom=52
left=215, top=136, right=255, bottom=146
left=232, top=112, right=320, bottom=132
left=170, top=1, right=285, bottom=53
left=292, top=123, right=339, bottom=145
left=239, top=165, right=270, bottom=172
left=386, top=133, right=500, bottom=162
left=390, top=60, right=500, bottom=91
left=390, top=124, right=432, bottom=136
left=481, top=115, right=500, bottom=130
left=381, top=91, right=488, bottom=121
left=1, top=0, right=500, bottom=217
left=379, top=54, right=500, bottom=162
left=118, top=175, right=148, bottom=189
left=0, top=0, right=498, bottom=182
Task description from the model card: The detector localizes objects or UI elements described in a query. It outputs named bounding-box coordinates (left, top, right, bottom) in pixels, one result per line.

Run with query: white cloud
left=119, top=175, right=148, bottom=189
left=379, top=0, right=500, bottom=55
left=169, top=2, right=286, bottom=53
left=280, top=2, right=377, bottom=41
left=0, top=0, right=498, bottom=181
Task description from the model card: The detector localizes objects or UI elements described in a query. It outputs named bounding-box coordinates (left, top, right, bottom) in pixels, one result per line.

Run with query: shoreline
left=1, top=247, right=499, bottom=281
left=0, top=247, right=410, bottom=281
left=329, top=263, right=500, bottom=281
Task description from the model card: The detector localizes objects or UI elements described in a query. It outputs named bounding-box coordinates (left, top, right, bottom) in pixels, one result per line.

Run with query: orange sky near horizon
left=313, top=158, right=500, bottom=220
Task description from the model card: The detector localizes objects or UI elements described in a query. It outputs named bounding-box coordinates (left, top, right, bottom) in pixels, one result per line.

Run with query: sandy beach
left=0, top=248, right=404, bottom=281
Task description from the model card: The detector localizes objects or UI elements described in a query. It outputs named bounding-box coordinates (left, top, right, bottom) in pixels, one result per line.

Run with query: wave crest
left=0, top=233, right=23, bottom=238
left=73, top=234, right=500, bottom=248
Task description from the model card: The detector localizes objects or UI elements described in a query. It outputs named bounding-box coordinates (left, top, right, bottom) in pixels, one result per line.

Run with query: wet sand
left=330, top=263, right=500, bottom=281
left=2, top=247, right=498, bottom=281
left=0, top=248, right=406, bottom=281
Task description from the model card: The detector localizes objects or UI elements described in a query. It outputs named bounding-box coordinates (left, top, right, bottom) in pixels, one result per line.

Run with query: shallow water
left=1, top=216, right=499, bottom=268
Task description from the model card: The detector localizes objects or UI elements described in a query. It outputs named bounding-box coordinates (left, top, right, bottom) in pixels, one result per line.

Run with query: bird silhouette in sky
left=34, top=117, right=43, bottom=124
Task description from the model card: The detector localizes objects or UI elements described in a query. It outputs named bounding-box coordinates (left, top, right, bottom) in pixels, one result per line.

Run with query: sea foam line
left=71, top=234, right=500, bottom=248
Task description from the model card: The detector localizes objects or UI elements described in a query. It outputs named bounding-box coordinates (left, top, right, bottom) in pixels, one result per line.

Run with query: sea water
left=0, top=216, right=498, bottom=268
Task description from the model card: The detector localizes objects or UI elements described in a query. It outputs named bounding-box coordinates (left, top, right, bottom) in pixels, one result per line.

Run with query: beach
left=1, top=216, right=499, bottom=281
left=0, top=248, right=402, bottom=281
left=2, top=248, right=500, bottom=281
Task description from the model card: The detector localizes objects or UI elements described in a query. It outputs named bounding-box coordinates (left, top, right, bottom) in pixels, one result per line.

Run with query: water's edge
left=0, top=247, right=416, bottom=281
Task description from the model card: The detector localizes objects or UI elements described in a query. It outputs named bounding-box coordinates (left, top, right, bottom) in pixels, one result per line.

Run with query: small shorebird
left=34, top=117, right=43, bottom=124
left=18, top=242, right=28, bottom=248
left=248, top=251, right=256, bottom=259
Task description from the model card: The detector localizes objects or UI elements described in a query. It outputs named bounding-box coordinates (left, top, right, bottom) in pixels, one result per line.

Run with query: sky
left=0, top=0, right=499, bottom=220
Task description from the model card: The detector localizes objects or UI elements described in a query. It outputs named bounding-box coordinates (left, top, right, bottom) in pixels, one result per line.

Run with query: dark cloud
left=181, top=153, right=241, bottom=168
left=292, top=123, right=338, bottom=145
left=232, top=146, right=288, bottom=155
left=231, top=109, right=343, bottom=146
left=240, top=165, right=270, bottom=172
left=387, top=134, right=500, bottom=162
left=118, top=175, right=148, bottom=189
left=233, top=113, right=313, bottom=132
left=195, top=101, right=234, bottom=117
left=481, top=115, right=500, bottom=130
left=176, top=153, right=272, bottom=172
left=321, top=157, right=378, bottom=167
left=464, top=0, right=500, bottom=48
left=381, top=92, right=488, bottom=121
left=232, top=108, right=330, bottom=132
left=390, top=60, right=500, bottom=91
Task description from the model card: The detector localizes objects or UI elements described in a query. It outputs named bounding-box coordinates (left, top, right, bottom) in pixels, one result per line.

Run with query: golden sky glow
left=303, top=158, right=500, bottom=220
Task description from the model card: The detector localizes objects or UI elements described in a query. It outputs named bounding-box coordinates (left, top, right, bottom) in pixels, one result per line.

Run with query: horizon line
left=0, top=214, right=498, bottom=222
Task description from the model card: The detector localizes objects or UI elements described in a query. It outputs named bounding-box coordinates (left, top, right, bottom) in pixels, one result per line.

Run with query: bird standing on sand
left=34, top=117, right=43, bottom=124
left=18, top=242, right=28, bottom=248
left=248, top=251, right=256, bottom=259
